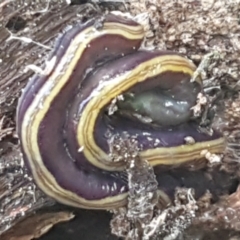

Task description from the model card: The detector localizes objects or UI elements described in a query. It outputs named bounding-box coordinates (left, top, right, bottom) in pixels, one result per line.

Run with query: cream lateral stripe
left=141, top=137, right=225, bottom=164
left=38, top=162, right=128, bottom=209
left=34, top=150, right=128, bottom=209
left=78, top=56, right=198, bottom=170
left=21, top=23, right=144, bottom=208
left=144, top=137, right=225, bottom=159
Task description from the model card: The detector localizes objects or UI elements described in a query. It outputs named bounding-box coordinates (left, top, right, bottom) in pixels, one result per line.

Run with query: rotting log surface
left=0, top=0, right=240, bottom=240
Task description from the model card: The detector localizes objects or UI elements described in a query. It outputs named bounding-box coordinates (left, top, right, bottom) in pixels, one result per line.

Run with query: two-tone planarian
left=16, top=13, right=225, bottom=209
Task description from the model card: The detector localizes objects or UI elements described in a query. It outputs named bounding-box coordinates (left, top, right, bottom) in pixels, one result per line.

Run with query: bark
left=0, top=0, right=240, bottom=239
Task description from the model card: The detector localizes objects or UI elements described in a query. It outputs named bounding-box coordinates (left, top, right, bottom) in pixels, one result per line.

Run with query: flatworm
left=17, top=14, right=225, bottom=209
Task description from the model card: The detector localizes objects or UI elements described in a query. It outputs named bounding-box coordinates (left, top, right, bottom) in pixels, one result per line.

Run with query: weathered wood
left=0, top=0, right=240, bottom=239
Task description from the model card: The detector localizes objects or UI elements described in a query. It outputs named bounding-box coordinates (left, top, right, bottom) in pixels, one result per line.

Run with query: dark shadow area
left=39, top=205, right=118, bottom=240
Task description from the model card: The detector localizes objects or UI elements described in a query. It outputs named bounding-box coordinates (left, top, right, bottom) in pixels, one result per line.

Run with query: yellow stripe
left=77, top=56, right=211, bottom=170
left=20, top=17, right=225, bottom=209
left=142, top=137, right=225, bottom=165
left=21, top=22, right=144, bottom=209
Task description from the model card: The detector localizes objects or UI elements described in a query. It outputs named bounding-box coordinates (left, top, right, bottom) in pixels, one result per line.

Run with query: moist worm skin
left=16, top=14, right=225, bottom=209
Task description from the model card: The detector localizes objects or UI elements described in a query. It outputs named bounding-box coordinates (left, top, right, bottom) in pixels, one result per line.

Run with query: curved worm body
left=17, top=14, right=225, bottom=209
